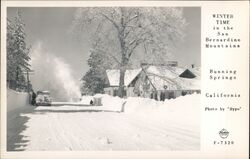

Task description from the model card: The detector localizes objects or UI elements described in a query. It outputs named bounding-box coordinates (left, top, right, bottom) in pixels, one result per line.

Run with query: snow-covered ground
left=7, top=94, right=200, bottom=151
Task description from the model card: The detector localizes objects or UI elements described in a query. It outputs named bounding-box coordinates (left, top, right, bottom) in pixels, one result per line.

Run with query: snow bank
left=94, top=94, right=125, bottom=107
left=79, top=93, right=200, bottom=126
left=80, top=96, right=94, bottom=105
left=7, top=89, right=30, bottom=112
left=80, top=94, right=125, bottom=111
left=125, top=93, right=200, bottom=126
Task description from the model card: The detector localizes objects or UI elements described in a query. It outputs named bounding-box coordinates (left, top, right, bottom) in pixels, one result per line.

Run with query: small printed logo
left=219, top=129, right=229, bottom=139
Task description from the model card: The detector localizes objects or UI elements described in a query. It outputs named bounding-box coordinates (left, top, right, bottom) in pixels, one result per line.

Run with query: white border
left=1, top=1, right=249, bottom=159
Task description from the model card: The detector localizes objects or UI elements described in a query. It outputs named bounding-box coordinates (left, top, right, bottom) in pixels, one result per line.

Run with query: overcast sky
left=7, top=7, right=200, bottom=81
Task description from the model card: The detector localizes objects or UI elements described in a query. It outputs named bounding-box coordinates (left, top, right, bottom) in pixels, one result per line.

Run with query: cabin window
left=113, top=89, right=127, bottom=97
left=169, top=91, right=175, bottom=99
left=160, top=92, right=165, bottom=101
left=150, top=93, right=153, bottom=99
left=154, top=93, right=158, bottom=100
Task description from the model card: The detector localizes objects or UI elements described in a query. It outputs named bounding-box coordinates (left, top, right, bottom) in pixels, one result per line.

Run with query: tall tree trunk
left=15, top=66, right=19, bottom=89
left=118, top=67, right=125, bottom=97
left=118, top=54, right=128, bottom=98
left=118, top=11, right=127, bottom=98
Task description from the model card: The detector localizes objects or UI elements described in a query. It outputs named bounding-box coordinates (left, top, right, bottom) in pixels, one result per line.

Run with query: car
left=36, top=90, right=52, bottom=106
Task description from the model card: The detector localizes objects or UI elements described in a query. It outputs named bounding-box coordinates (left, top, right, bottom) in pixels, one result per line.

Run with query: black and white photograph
left=6, top=7, right=201, bottom=151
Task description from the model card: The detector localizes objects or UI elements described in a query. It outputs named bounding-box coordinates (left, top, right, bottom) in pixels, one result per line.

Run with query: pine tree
left=7, top=19, right=15, bottom=82
left=7, top=11, right=31, bottom=91
left=81, top=49, right=113, bottom=94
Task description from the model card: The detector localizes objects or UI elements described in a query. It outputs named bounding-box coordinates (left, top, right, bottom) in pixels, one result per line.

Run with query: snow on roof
left=105, top=66, right=200, bottom=90
left=144, top=66, right=200, bottom=90
left=146, top=66, right=186, bottom=79
left=176, top=78, right=200, bottom=90
left=189, top=67, right=201, bottom=79
left=106, top=68, right=142, bottom=87
left=148, top=76, right=181, bottom=90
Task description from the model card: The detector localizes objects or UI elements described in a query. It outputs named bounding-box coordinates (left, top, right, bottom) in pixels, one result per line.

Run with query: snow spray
left=30, top=41, right=81, bottom=102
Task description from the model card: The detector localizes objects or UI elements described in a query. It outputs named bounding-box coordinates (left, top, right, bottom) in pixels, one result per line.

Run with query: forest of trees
left=7, top=11, right=31, bottom=92
left=73, top=7, right=186, bottom=97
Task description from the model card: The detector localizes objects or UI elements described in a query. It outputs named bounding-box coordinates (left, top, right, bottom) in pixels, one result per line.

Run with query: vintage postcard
left=1, top=1, right=249, bottom=159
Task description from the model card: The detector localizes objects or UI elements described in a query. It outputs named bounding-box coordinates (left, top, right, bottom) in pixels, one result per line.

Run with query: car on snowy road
left=36, top=90, right=52, bottom=106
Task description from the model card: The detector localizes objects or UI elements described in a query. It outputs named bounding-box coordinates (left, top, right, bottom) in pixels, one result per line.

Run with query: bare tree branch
left=125, top=14, right=139, bottom=25
left=99, top=13, right=120, bottom=32
left=106, top=52, right=122, bottom=65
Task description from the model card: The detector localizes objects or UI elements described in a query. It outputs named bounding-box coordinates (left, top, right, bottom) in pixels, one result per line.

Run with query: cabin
left=133, top=64, right=201, bottom=101
left=104, top=62, right=200, bottom=100
left=104, top=68, right=142, bottom=97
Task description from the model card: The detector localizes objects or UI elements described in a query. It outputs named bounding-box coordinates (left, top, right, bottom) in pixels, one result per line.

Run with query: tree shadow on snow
left=7, top=105, right=122, bottom=151
left=7, top=106, right=36, bottom=151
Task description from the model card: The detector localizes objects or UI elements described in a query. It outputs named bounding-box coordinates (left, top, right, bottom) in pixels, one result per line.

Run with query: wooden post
left=26, top=70, right=30, bottom=93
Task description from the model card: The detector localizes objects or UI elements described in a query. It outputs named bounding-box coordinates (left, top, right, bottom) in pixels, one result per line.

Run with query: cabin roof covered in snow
left=143, top=66, right=201, bottom=90
left=105, top=65, right=201, bottom=90
left=145, top=66, right=186, bottom=79
left=106, top=68, right=142, bottom=87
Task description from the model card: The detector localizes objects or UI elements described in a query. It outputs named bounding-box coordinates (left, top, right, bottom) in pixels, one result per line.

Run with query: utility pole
left=27, top=69, right=30, bottom=92
left=22, top=69, right=34, bottom=93
left=22, top=69, right=34, bottom=105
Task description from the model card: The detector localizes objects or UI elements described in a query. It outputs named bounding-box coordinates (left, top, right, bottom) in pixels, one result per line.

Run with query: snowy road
left=7, top=102, right=200, bottom=151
